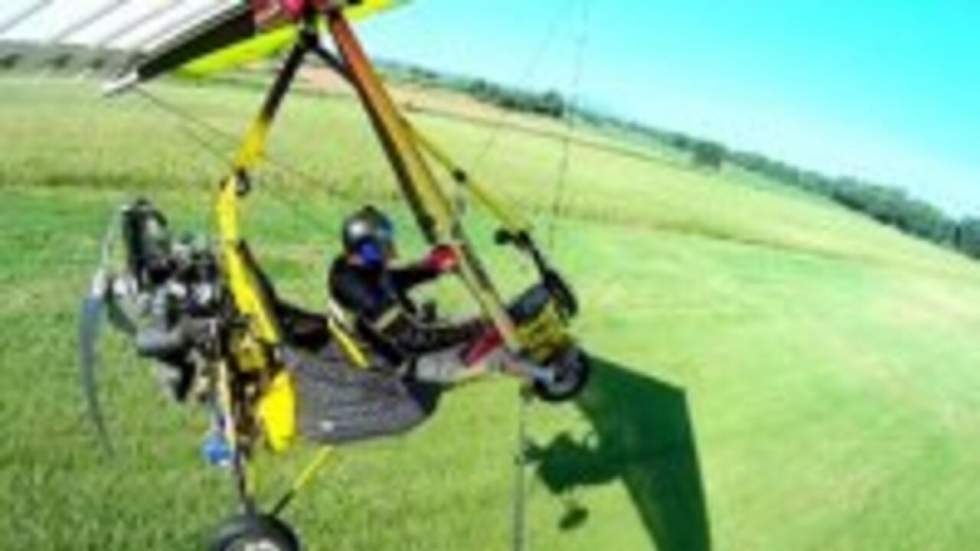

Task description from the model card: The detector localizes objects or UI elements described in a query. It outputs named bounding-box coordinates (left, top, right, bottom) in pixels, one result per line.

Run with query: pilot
left=328, top=205, right=507, bottom=383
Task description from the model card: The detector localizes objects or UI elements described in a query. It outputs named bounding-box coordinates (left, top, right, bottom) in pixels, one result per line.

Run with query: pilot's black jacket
left=328, top=256, right=485, bottom=368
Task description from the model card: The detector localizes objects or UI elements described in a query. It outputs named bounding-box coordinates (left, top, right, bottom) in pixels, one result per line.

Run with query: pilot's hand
left=425, top=244, right=460, bottom=273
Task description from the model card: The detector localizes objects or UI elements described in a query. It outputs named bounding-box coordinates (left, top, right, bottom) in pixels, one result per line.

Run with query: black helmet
left=342, top=205, right=394, bottom=266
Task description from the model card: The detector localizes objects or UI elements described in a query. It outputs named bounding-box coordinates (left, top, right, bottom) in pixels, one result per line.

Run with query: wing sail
left=0, top=0, right=408, bottom=86
left=108, top=0, right=408, bottom=92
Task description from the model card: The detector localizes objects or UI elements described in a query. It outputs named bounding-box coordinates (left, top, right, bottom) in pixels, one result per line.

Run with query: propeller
left=77, top=212, right=139, bottom=455
left=79, top=269, right=115, bottom=455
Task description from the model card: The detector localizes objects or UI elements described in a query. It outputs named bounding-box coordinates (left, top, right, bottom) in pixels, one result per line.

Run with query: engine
left=118, top=199, right=225, bottom=400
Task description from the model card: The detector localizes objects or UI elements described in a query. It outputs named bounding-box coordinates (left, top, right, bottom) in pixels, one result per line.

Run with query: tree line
left=682, top=138, right=980, bottom=260
left=382, top=61, right=566, bottom=118
left=566, top=110, right=980, bottom=261
left=379, top=60, right=980, bottom=260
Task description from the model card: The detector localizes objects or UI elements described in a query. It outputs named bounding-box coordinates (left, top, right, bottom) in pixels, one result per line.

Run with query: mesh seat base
left=283, top=346, right=442, bottom=445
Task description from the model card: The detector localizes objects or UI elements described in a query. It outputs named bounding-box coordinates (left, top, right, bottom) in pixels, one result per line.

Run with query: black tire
left=209, top=513, right=300, bottom=551
left=533, top=347, right=591, bottom=402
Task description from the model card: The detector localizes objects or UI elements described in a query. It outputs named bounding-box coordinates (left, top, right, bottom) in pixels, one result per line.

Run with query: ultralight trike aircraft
left=78, top=1, right=591, bottom=548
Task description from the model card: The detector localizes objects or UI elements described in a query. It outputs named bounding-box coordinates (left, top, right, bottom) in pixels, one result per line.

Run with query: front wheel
left=209, top=513, right=300, bottom=551
left=533, top=347, right=591, bottom=402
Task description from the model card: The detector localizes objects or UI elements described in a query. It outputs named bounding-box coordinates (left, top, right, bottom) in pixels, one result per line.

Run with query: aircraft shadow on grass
left=526, top=357, right=711, bottom=551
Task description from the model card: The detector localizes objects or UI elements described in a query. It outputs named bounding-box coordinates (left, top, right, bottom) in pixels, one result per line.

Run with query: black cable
left=133, top=85, right=328, bottom=191
left=474, top=0, right=579, bottom=169
left=132, top=84, right=337, bottom=234
left=547, top=0, right=590, bottom=251
left=133, top=86, right=236, bottom=165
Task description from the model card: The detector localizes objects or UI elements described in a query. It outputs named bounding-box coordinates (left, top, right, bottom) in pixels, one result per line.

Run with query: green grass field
left=3, top=77, right=980, bottom=550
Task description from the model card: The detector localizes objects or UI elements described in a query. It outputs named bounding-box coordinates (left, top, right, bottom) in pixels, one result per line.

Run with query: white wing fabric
left=0, top=1, right=408, bottom=82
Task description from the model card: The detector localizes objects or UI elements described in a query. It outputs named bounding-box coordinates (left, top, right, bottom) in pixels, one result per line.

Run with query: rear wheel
left=210, top=513, right=300, bottom=551
left=533, top=347, right=591, bottom=402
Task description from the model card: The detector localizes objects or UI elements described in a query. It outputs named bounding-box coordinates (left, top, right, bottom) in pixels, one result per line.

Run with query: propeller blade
left=78, top=280, right=115, bottom=455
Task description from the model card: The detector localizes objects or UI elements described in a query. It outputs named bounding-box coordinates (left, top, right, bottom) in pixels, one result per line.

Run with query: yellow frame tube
left=210, top=38, right=314, bottom=462
left=217, top=181, right=283, bottom=344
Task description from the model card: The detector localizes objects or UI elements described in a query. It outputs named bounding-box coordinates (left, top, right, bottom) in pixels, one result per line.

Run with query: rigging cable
left=473, top=0, right=575, bottom=169
left=512, top=4, right=590, bottom=550
left=547, top=0, right=590, bottom=251
left=131, top=84, right=341, bottom=236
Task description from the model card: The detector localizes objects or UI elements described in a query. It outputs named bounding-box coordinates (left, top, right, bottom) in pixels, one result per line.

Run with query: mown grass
left=2, top=78, right=980, bottom=550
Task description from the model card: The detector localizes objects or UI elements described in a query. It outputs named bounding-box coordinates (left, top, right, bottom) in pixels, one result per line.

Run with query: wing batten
left=93, top=1, right=189, bottom=49
left=50, top=0, right=130, bottom=43
left=0, top=0, right=54, bottom=35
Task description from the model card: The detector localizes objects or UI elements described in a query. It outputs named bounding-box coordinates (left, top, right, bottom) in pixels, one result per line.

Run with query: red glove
left=424, top=244, right=460, bottom=273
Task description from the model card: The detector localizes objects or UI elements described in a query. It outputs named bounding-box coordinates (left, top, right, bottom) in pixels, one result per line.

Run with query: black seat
left=283, top=345, right=441, bottom=444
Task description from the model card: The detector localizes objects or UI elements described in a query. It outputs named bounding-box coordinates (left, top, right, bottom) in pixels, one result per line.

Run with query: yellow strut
left=405, top=122, right=532, bottom=235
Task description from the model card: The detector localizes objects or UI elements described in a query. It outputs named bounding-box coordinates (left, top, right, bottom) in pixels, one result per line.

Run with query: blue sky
left=358, top=1, right=980, bottom=216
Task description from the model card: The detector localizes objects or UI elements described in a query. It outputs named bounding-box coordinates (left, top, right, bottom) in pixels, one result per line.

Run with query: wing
left=1, top=1, right=231, bottom=76
left=0, top=0, right=409, bottom=85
